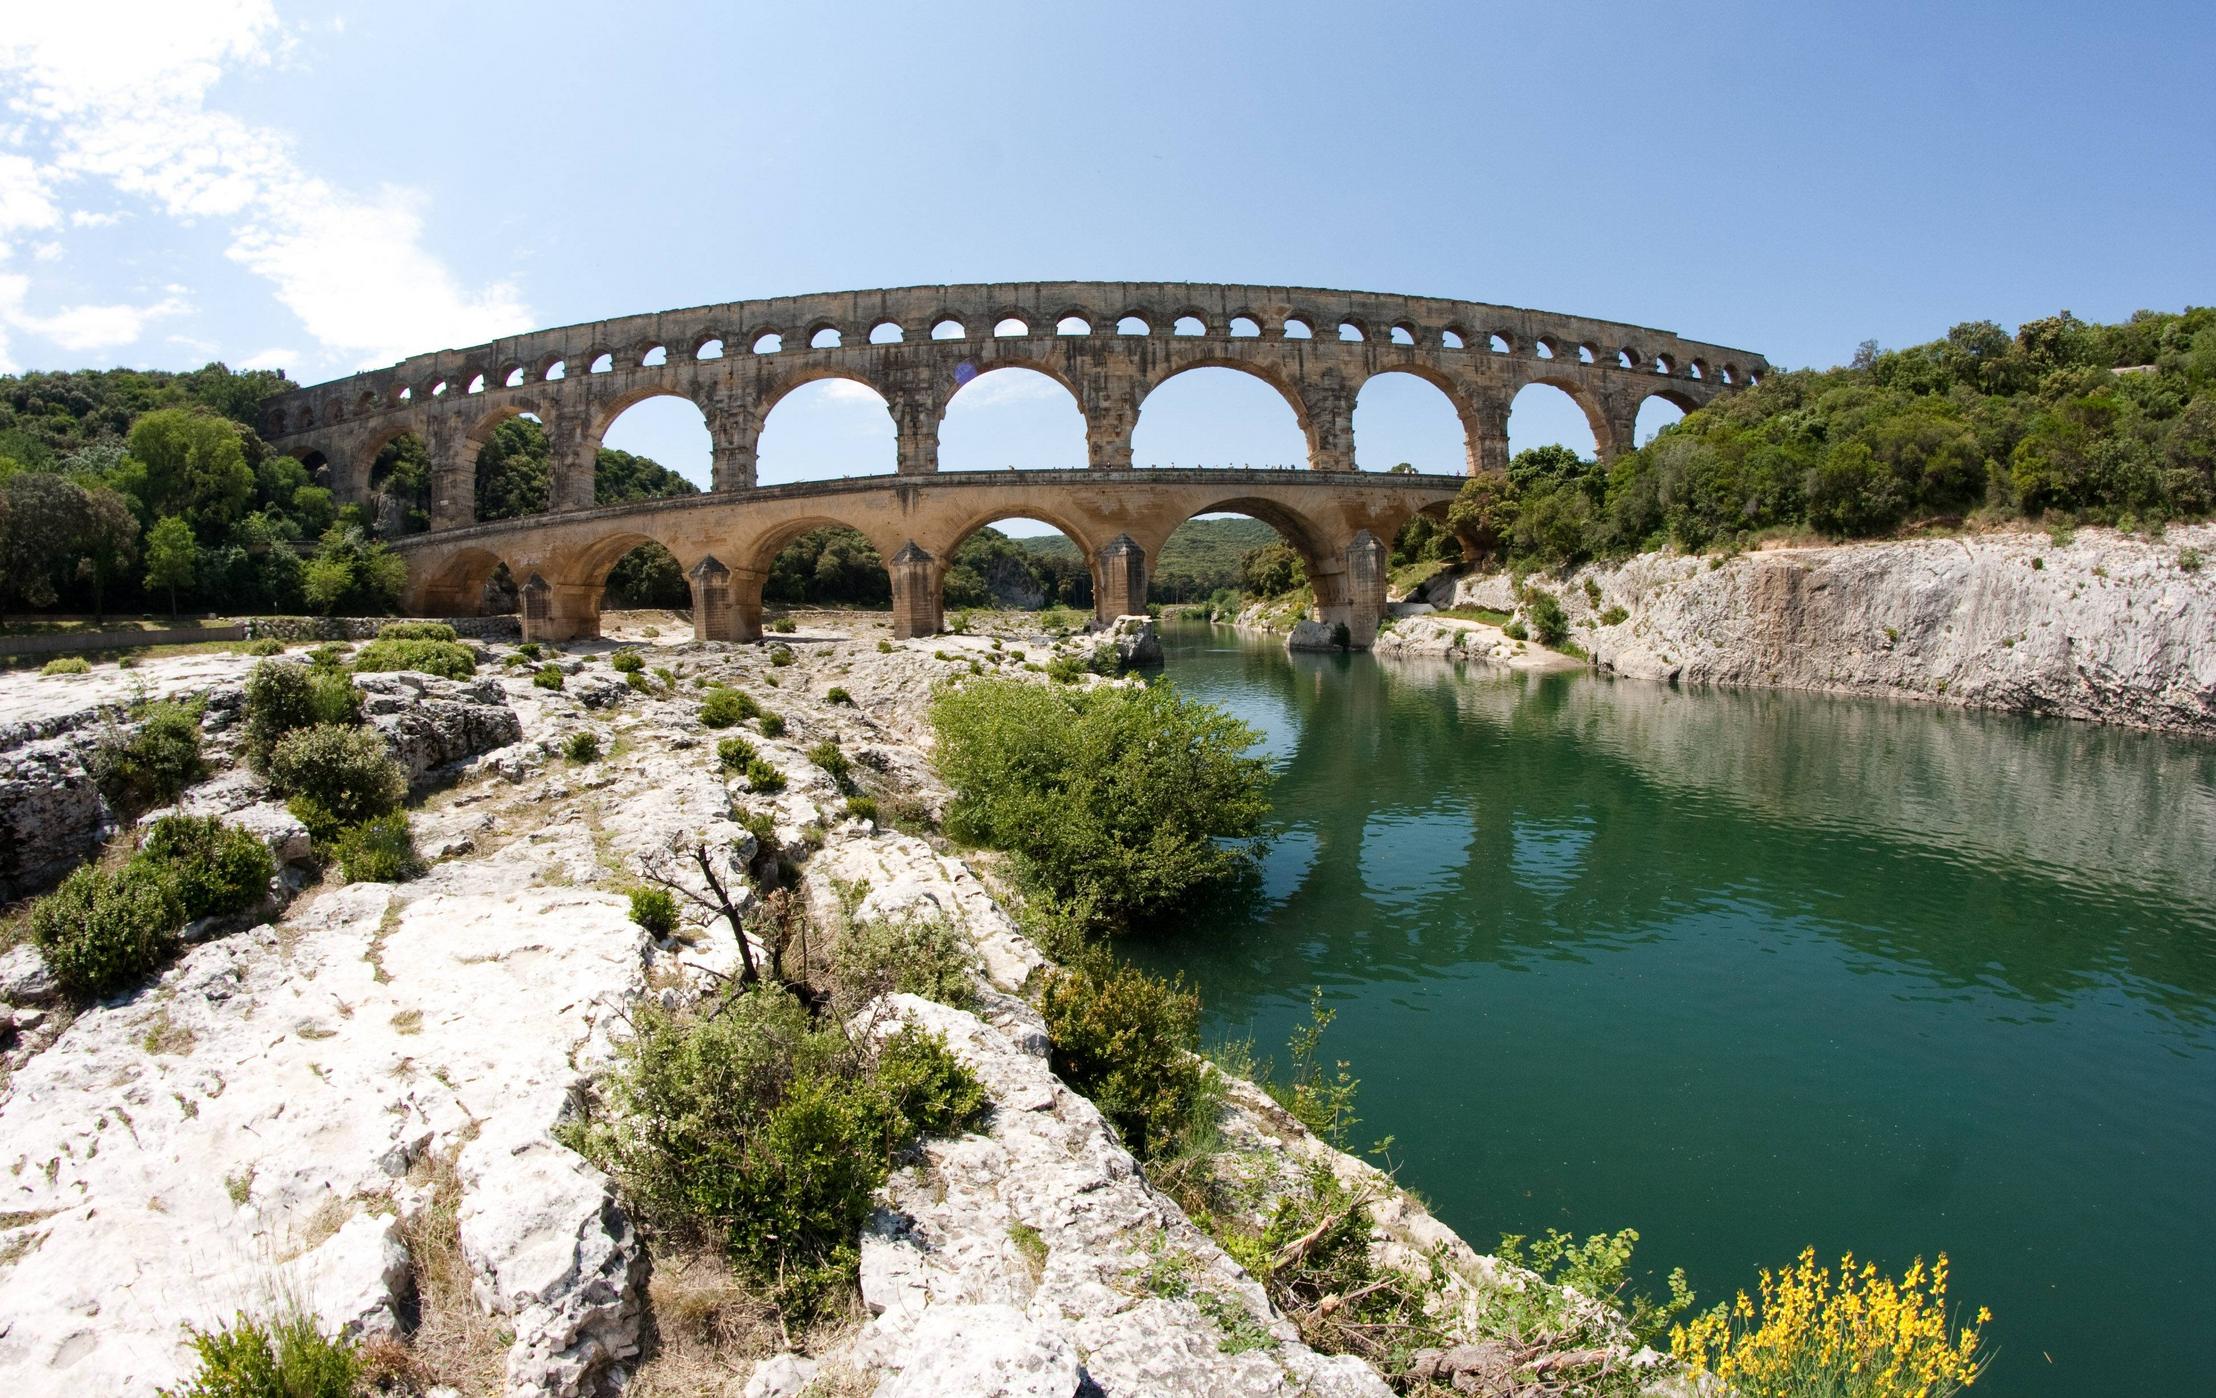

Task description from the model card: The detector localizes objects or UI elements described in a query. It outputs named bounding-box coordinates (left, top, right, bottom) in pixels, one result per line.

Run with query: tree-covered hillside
left=1451, top=307, right=2216, bottom=571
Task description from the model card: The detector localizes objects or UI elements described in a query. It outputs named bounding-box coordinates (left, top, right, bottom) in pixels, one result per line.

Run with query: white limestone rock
left=804, top=831, right=1044, bottom=992
left=873, top=1302, right=1082, bottom=1398
left=356, top=671, right=525, bottom=784
left=0, top=733, right=107, bottom=899
left=742, top=1351, right=822, bottom=1398
left=1285, top=618, right=1343, bottom=652
left=0, top=944, right=59, bottom=1007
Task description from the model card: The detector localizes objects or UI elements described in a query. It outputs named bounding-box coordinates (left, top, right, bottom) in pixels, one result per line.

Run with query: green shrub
left=716, top=736, right=758, bottom=771
left=376, top=621, right=458, bottom=642
left=577, top=989, right=983, bottom=1318
left=832, top=910, right=978, bottom=1008
left=563, top=731, right=601, bottom=763
left=533, top=664, right=565, bottom=690
left=516, top=641, right=542, bottom=659
left=626, top=670, right=651, bottom=693
left=1039, top=963, right=1204, bottom=1159
left=351, top=636, right=476, bottom=679
left=700, top=688, right=757, bottom=727
left=1521, top=588, right=1570, bottom=647
left=757, top=711, right=786, bottom=738
left=238, top=638, right=285, bottom=656
left=29, top=862, right=182, bottom=1000
left=845, top=795, right=879, bottom=824
left=769, top=646, right=795, bottom=667
left=242, top=659, right=361, bottom=769
left=930, top=679, right=1270, bottom=931
left=1044, top=654, right=1087, bottom=684
left=769, top=618, right=796, bottom=634
left=629, top=886, right=679, bottom=937
left=611, top=649, right=646, bottom=673
left=140, top=815, right=274, bottom=920
left=806, top=740, right=851, bottom=789
left=40, top=656, right=90, bottom=675
left=157, top=1308, right=359, bottom=1398
left=654, top=666, right=676, bottom=688
left=825, top=685, right=853, bottom=706
left=1503, top=618, right=1529, bottom=641
left=1583, top=577, right=1604, bottom=605
left=876, top=640, right=893, bottom=653
left=744, top=758, right=786, bottom=794
left=266, top=724, right=408, bottom=841
left=2182, top=546, right=2205, bottom=573
left=1599, top=605, right=1630, bottom=626
left=88, top=699, right=205, bottom=814
left=333, top=812, right=422, bottom=883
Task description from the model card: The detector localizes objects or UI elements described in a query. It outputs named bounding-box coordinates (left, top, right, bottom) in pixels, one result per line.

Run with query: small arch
left=1719, top=364, right=1737, bottom=385
left=467, top=373, right=487, bottom=394
left=1653, top=353, right=1677, bottom=376
left=1616, top=347, right=1640, bottom=370
left=641, top=344, right=668, bottom=367
left=1746, top=369, right=1763, bottom=387
left=869, top=320, right=905, bottom=344
left=752, top=331, right=783, bottom=355
left=589, top=353, right=614, bottom=374
left=1687, top=359, right=1707, bottom=380
left=543, top=359, right=567, bottom=381
left=1338, top=321, right=1367, bottom=343
left=810, top=325, right=843, bottom=349
left=694, top=336, right=726, bottom=360
left=1228, top=315, right=1262, bottom=338
left=1172, top=315, right=1207, bottom=337
left=1576, top=343, right=1597, bottom=365
left=502, top=364, right=527, bottom=388
left=393, top=384, right=413, bottom=403
left=1389, top=323, right=1417, bottom=346
left=431, top=379, right=450, bottom=398
left=1487, top=333, right=1512, bottom=355
left=993, top=317, right=1030, bottom=337
left=1055, top=315, right=1092, bottom=336
left=1533, top=337, right=1558, bottom=360
left=1283, top=316, right=1314, bottom=340
left=1441, top=326, right=1467, bottom=350
left=1116, top=314, right=1151, bottom=336
left=931, top=318, right=967, bottom=341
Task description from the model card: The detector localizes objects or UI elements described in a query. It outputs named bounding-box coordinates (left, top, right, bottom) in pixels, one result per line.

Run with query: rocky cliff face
left=1453, top=523, right=2216, bottom=734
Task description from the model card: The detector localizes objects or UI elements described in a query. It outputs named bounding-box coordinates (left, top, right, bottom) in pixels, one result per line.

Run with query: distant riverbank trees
left=1450, top=306, right=2216, bottom=575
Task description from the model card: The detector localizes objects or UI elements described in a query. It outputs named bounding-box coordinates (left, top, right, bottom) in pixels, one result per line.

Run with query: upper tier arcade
left=256, top=280, right=1768, bottom=530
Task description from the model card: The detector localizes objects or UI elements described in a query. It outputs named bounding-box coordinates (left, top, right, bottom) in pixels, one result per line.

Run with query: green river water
left=1123, top=619, right=2216, bottom=1397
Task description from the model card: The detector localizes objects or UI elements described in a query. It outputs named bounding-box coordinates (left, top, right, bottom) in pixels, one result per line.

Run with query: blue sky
left=4, top=2, right=2211, bottom=533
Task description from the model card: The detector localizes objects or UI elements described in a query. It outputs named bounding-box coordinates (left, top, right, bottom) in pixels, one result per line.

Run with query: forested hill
left=1019, top=517, right=1279, bottom=599
left=1451, top=307, right=2216, bottom=571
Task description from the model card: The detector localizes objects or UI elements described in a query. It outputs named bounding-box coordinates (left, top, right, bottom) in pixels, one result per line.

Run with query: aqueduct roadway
left=258, top=281, right=1766, bottom=644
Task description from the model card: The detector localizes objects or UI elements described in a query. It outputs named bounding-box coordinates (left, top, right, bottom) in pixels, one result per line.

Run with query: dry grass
left=395, top=1143, right=508, bottom=1396
left=626, top=1244, right=862, bottom=1398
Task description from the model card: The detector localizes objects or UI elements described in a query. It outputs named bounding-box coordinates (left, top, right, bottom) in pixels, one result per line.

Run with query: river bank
left=0, top=613, right=1650, bottom=1396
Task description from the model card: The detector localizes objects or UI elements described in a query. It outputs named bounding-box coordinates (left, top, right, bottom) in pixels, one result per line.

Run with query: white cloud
left=6, top=289, right=187, bottom=351
left=32, top=241, right=62, bottom=262
left=816, top=379, right=892, bottom=405
left=237, top=346, right=294, bottom=371
left=953, top=368, right=1071, bottom=408
left=0, top=1, right=530, bottom=370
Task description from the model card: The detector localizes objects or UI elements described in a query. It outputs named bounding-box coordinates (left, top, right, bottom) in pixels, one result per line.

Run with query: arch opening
left=1338, top=321, right=1366, bottom=343
left=752, top=332, right=782, bottom=355
left=869, top=321, right=905, bottom=344
left=1487, top=333, right=1510, bottom=355
left=1133, top=366, right=1309, bottom=470
left=422, top=548, right=513, bottom=618
left=1116, top=315, right=1150, bottom=336
left=367, top=432, right=431, bottom=537
left=944, top=516, right=1094, bottom=612
left=761, top=523, right=893, bottom=610
left=696, top=337, right=726, bottom=360
left=599, top=395, right=714, bottom=495
left=1229, top=316, right=1261, bottom=338
left=1635, top=396, right=1687, bottom=447
left=601, top=539, right=691, bottom=613
left=1055, top=316, right=1091, bottom=336
left=504, top=366, right=526, bottom=388
left=589, top=353, right=614, bottom=374
left=1353, top=371, right=1468, bottom=473
left=810, top=326, right=843, bottom=349
left=1157, top=503, right=1331, bottom=610
left=993, top=318, right=1029, bottom=337
left=1283, top=317, right=1313, bottom=340
left=544, top=360, right=567, bottom=380
left=931, top=319, right=966, bottom=341
left=938, top=366, right=1087, bottom=472
left=474, top=412, right=551, bottom=521
left=1441, top=328, right=1466, bottom=349
left=756, top=378, right=898, bottom=486
left=1389, top=324, right=1416, bottom=346
left=467, top=373, right=486, bottom=394
left=1507, top=382, right=1601, bottom=461
left=642, top=345, right=668, bottom=367
left=1173, top=315, right=1206, bottom=337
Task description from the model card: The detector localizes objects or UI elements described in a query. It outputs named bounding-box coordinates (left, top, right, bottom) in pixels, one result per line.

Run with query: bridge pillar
left=888, top=542, right=942, bottom=639
left=1314, top=530, right=1388, bottom=648
left=1308, top=392, right=1356, bottom=472
left=1470, top=399, right=1510, bottom=476
left=518, top=571, right=601, bottom=643
left=710, top=406, right=758, bottom=491
left=427, top=418, right=475, bottom=530
left=689, top=555, right=760, bottom=642
left=1094, top=533, right=1148, bottom=620
left=1084, top=402, right=1136, bottom=470
left=1597, top=394, right=1642, bottom=462
left=550, top=435, right=597, bottom=511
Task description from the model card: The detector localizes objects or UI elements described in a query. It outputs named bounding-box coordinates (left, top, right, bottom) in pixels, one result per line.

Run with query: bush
left=29, top=862, right=182, bottom=999
left=700, top=688, right=757, bottom=727
left=516, top=641, right=542, bottom=659
left=333, top=812, right=422, bottom=883
left=832, top=908, right=979, bottom=1008
left=769, top=646, right=796, bottom=667
left=158, top=1308, right=359, bottom=1398
left=1520, top=588, right=1570, bottom=647
left=238, top=638, right=284, bottom=656
left=744, top=758, right=786, bottom=794
left=876, top=639, right=893, bottom=653
left=844, top=795, right=879, bottom=824
left=266, top=723, right=408, bottom=840
left=2182, top=546, right=2205, bottom=573
left=716, top=736, right=758, bottom=771
left=88, top=699, right=205, bottom=814
left=769, top=618, right=796, bottom=634
left=563, top=731, right=601, bottom=763
left=931, top=679, right=1271, bottom=931
left=40, top=656, right=90, bottom=675
left=242, top=660, right=360, bottom=769
left=806, top=740, right=851, bottom=789
left=1503, top=618, right=1529, bottom=641
left=611, top=649, right=645, bottom=673
left=577, top=989, right=984, bottom=1318
left=1599, top=605, right=1630, bottom=626
left=533, top=664, right=565, bottom=690
left=351, top=636, right=476, bottom=679
left=626, top=671, right=651, bottom=693
left=825, top=685, right=853, bottom=706
left=757, top=711, right=787, bottom=738
left=377, top=621, right=458, bottom=642
left=1044, top=654, right=1087, bottom=684
left=629, top=886, right=679, bottom=937
left=140, top=815, right=274, bottom=920
left=1039, top=963, right=1205, bottom=1159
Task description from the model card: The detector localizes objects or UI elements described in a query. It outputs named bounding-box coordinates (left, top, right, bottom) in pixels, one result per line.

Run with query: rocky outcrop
left=1451, top=523, right=2216, bottom=733
left=0, top=734, right=107, bottom=900
left=357, top=670, right=526, bottom=784
left=1089, top=614, right=1163, bottom=669
left=1371, top=615, right=1584, bottom=673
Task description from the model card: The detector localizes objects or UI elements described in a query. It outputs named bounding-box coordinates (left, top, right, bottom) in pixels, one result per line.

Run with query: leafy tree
left=1238, top=541, right=1306, bottom=597
left=1, top=470, right=91, bottom=612
left=144, top=514, right=197, bottom=618
left=1446, top=470, right=1519, bottom=563
left=123, top=409, right=254, bottom=537
left=75, top=486, right=140, bottom=623
left=475, top=416, right=552, bottom=520
left=301, top=525, right=407, bottom=615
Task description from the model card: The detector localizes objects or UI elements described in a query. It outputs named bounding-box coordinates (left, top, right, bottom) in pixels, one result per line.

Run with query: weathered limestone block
left=0, top=734, right=107, bottom=900
left=356, top=671, right=524, bottom=784
left=1089, top=614, right=1162, bottom=669
left=874, top=1303, right=1083, bottom=1398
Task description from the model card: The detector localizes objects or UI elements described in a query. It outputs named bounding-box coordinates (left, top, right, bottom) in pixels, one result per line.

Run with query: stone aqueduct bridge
left=258, top=281, right=1767, bottom=645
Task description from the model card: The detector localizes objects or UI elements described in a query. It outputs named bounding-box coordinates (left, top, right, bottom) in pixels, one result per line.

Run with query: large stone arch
left=1136, top=359, right=1316, bottom=467
left=407, top=544, right=514, bottom=617
left=585, top=383, right=713, bottom=449
left=1348, top=364, right=1481, bottom=473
